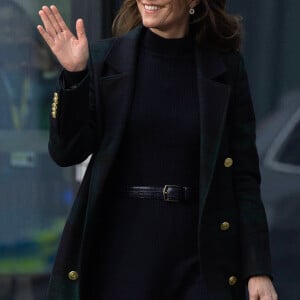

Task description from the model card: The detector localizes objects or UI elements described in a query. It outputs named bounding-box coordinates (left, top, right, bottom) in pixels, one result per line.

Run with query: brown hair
left=112, top=0, right=242, bottom=51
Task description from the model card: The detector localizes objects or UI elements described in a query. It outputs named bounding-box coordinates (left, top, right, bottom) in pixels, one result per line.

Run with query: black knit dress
left=76, top=28, right=209, bottom=300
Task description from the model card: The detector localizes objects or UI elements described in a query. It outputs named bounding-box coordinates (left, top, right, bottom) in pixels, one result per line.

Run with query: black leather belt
left=116, top=185, right=198, bottom=203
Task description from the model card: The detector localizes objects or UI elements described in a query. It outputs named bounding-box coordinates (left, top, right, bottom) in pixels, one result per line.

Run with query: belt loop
left=183, top=186, right=189, bottom=201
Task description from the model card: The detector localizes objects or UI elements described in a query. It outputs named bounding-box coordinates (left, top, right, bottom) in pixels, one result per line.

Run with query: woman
left=37, top=1, right=278, bottom=299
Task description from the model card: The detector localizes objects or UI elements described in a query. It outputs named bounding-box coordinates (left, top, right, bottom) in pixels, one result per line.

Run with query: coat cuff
left=62, top=68, right=89, bottom=89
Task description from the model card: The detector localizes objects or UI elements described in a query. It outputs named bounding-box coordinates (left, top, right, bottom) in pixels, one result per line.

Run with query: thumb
left=76, top=18, right=87, bottom=41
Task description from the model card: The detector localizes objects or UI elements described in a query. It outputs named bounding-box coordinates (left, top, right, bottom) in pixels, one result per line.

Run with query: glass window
left=276, top=118, right=300, bottom=165
left=264, top=106, right=300, bottom=174
left=0, top=0, right=72, bottom=298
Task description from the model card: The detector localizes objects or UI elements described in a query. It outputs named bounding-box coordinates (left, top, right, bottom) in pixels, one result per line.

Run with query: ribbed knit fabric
left=80, top=28, right=208, bottom=299
left=106, top=28, right=200, bottom=189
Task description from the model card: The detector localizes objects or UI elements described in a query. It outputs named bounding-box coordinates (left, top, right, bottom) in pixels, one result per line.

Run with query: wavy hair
left=112, top=0, right=242, bottom=51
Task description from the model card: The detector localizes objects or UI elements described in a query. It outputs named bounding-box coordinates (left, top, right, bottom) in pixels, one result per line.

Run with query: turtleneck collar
left=141, top=27, right=194, bottom=57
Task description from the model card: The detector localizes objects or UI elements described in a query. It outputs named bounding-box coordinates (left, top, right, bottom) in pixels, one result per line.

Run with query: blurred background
left=0, top=0, right=299, bottom=299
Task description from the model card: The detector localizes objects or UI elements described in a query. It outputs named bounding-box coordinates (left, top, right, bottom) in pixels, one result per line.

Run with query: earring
left=189, top=8, right=195, bottom=15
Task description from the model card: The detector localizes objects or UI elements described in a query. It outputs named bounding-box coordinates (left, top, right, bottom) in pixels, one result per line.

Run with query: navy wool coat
left=47, top=26, right=272, bottom=300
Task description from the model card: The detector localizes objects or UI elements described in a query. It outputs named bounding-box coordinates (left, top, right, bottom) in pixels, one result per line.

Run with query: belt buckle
left=163, top=185, right=181, bottom=202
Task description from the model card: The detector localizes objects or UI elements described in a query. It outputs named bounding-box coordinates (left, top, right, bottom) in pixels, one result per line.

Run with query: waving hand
left=37, top=5, right=89, bottom=72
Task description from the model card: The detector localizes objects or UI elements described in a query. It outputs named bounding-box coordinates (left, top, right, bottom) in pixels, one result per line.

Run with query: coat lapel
left=88, top=27, right=144, bottom=207
left=81, top=27, right=146, bottom=278
left=100, top=25, right=144, bottom=149
left=194, top=46, right=231, bottom=220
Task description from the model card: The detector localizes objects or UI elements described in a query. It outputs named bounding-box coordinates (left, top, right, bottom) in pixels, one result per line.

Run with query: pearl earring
left=189, top=8, right=195, bottom=15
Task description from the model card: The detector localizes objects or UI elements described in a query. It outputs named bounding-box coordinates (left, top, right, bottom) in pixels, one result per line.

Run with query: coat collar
left=105, top=26, right=144, bottom=75
left=105, top=25, right=227, bottom=80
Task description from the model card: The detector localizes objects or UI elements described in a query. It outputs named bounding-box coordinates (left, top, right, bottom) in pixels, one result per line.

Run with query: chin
left=142, top=19, right=159, bottom=29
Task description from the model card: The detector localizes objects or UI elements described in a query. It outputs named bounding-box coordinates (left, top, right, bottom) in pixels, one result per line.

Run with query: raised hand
left=37, top=5, right=89, bottom=72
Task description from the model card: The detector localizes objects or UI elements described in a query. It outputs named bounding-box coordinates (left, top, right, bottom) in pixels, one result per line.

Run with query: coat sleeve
left=48, top=46, right=100, bottom=167
left=230, top=54, right=273, bottom=281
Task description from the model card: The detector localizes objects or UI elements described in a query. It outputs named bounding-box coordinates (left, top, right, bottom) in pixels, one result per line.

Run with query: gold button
left=53, top=98, right=59, bottom=104
left=53, top=94, right=59, bottom=102
left=224, top=157, right=233, bottom=168
left=68, top=271, right=79, bottom=281
left=228, top=276, right=237, bottom=286
left=54, top=92, right=59, bottom=98
left=52, top=112, right=57, bottom=119
left=52, top=103, right=57, bottom=109
left=220, top=222, right=230, bottom=231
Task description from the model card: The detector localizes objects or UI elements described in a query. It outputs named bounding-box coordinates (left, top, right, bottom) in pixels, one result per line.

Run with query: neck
left=149, top=24, right=189, bottom=39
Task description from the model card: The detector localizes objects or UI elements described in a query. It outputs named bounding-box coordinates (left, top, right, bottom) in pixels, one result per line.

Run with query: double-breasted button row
left=67, top=269, right=237, bottom=286
left=224, top=157, right=233, bottom=168
left=223, top=158, right=234, bottom=285
left=68, top=270, right=79, bottom=281
left=220, top=223, right=235, bottom=286
left=52, top=92, right=59, bottom=119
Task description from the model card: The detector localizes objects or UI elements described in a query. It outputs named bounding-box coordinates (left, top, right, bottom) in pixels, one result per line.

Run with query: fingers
left=37, top=24, right=54, bottom=48
left=248, top=276, right=278, bottom=300
left=76, top=19, right=87, bottom=41
left=50, top=5, right=69, bottom=32
left=38, top=8, right=56, bottom=39
left=249, top=292, right=259, bottom=300
left=38, top=5, right=71, bottom=38
left=43, top=6, right=64, bottom=35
